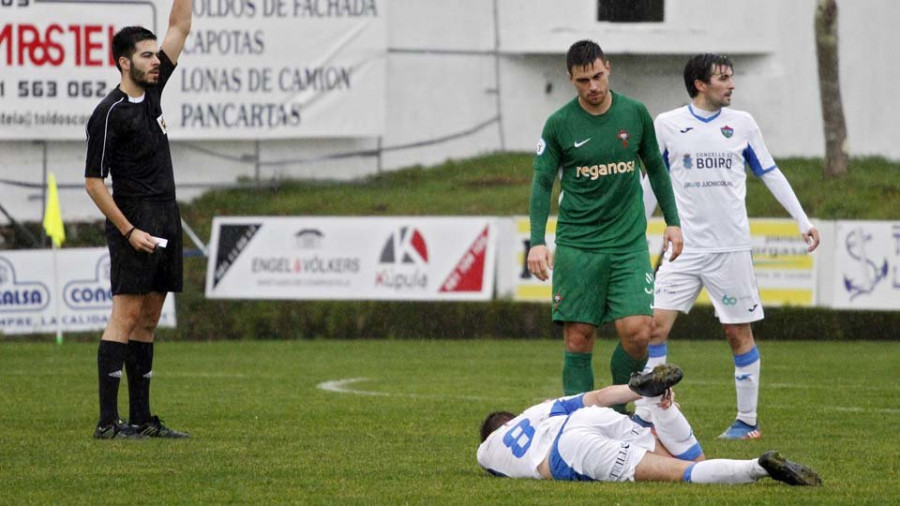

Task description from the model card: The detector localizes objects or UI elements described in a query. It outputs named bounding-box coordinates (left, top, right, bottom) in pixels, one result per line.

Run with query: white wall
left=497, top=0, right=778, bottom=55
left=2, top=0, right=895, bottom=224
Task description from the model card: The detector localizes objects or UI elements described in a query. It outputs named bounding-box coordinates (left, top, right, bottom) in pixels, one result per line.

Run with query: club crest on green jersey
left=553, top=291, right=563, bottom=309
left=616, top=129, right=630, bottom=147
left=720, top=125, right=734, bottom=138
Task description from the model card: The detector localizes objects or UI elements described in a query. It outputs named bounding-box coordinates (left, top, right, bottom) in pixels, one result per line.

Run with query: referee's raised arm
left=160, top=0, right=192, bottom=63
left=85, top=4, right=192, bottom=440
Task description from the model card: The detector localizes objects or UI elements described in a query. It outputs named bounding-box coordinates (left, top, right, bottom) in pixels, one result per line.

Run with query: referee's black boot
left=94, top=418, right=146, bottom=440
left=132, top=415, right=189, bottom=438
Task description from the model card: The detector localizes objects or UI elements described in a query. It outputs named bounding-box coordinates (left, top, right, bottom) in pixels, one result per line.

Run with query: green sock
left=562, top=351, right=594, bottom=395
left=609, top=342, right=648, bottom=413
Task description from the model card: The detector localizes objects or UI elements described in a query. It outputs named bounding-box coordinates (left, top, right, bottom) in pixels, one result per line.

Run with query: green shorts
left=551, top=245, right=654, bottom=326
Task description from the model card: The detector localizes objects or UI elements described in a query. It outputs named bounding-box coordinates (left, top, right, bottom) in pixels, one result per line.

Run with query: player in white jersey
left=638, top=54, right=820, bottom=440
left=477, top=364, right=821, bottom=486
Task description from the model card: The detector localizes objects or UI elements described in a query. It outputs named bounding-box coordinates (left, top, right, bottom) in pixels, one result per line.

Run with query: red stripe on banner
left=411, top=229, right=429, bottom=262
left=439, top=225, right=489, bottom=293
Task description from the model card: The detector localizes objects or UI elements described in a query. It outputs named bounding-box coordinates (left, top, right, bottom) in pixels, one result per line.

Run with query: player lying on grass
left=477, top=365, right=821, bottom=485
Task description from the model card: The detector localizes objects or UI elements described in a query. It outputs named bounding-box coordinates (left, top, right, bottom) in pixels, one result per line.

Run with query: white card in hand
left=152, top=236, right=168, bottom=248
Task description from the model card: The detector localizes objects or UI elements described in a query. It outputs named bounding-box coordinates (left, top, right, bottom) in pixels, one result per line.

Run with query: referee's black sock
left=97, top=340, right=127, bottom=426
left=125, top=340, right=154, bottom=426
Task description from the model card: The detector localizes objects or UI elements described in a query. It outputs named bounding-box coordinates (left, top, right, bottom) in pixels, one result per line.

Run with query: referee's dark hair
left=566, top=40, right=606, bottom=74
left=112, top=26, right=158, bottom=72
left=684, top=53, right=734, bottom=98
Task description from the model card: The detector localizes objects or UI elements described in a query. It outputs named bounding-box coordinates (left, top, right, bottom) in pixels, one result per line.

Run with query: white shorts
left=549, top=406, right=656, bottom=482
left=654, top=250, right=764, bottom=324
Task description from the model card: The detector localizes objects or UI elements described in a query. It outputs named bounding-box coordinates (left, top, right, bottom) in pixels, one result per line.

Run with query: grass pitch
left=1, top=339, right=897, bottom=504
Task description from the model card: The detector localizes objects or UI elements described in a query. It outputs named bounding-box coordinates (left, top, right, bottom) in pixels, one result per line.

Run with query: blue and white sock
left=646, top=342, right=668, bottom=370
left=646, top=394, right=703, bottom=460
left=633, top=343, right=668, bottom=423
left=683, top=459, right=768, bottom=484
left=734, top=346, right=760, bottom=426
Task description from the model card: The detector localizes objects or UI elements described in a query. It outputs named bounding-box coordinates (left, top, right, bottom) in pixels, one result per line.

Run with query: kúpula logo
left=842, top=228, right=888, bottom=300
left=375, top=227, right=429, bottom=290
left=379, top=227, right=428, bottom=264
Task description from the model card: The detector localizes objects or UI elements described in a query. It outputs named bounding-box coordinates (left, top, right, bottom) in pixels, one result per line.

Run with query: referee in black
left=84, top=0, right=191, bottom=439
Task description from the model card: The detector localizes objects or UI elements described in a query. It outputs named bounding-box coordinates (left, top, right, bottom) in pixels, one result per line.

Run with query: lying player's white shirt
left=647, top=105, right=811, bottom=252
left=476, top=395, right=583, bottom=479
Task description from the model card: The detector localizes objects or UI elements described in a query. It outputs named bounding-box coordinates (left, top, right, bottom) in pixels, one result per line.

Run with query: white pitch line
left=827, top=406, right=900, bottom=414
left=0, top=371, right=256, bottom=379
left=162, top=372, right=253, bottom=379
left=317, top=378, right=900, bottom=414
left=317, top=378, right=393, bottom=397
left=684, top=379, right=899, bottom=392
left=315, top=377, right=499, bottom=401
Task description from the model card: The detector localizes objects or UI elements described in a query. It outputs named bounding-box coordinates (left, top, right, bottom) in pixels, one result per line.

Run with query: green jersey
left=530, top=91, right=679, bottom=251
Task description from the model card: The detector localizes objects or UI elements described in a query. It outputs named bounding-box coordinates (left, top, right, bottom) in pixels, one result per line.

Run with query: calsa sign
left=0, top=248, right=176, bottom=335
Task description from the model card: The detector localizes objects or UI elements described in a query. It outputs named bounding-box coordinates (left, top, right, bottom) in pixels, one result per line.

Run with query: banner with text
left=830, top=221, right=900, bottom=310
left=0, top=0, right=386, bottom=140
left=510, top=217, right=817, bottom=307
left=206, top=216, right=497, bottom=300
left=0, top=248, right=176, bottom=335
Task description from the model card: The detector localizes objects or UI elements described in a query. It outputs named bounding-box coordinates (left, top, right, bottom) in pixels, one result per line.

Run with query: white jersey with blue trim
left=654, top=105, right=776, bottom=252
left=476, top=395, right=584, bottom=479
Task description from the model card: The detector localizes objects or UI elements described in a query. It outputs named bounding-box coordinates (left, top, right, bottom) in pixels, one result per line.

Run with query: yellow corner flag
left=43, top=172, right=66, bottom=248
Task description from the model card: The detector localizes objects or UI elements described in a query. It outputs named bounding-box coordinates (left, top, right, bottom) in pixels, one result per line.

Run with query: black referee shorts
left=106, top=199, right=183, bottom=295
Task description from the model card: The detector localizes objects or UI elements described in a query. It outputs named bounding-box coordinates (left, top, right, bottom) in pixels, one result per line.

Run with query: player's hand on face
left=128, top=229, right=158, bottom=254
left=803, top=227, right=820, bottom=252
left=664, top=226, right=684, bottom=262
left=527, top=245, right=553, bottom=281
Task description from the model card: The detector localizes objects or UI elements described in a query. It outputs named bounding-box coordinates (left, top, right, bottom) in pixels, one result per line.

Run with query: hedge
left=154, top=299, right=897, bottom=341
left=156, top=257, right=898, bottom=341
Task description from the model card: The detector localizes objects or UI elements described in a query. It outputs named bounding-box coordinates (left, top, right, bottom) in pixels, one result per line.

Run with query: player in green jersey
left=527, top=40, right=683, bottom=412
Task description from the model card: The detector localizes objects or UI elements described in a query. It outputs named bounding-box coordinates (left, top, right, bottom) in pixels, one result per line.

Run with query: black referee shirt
left=85, top=50, right=177, bottom=202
